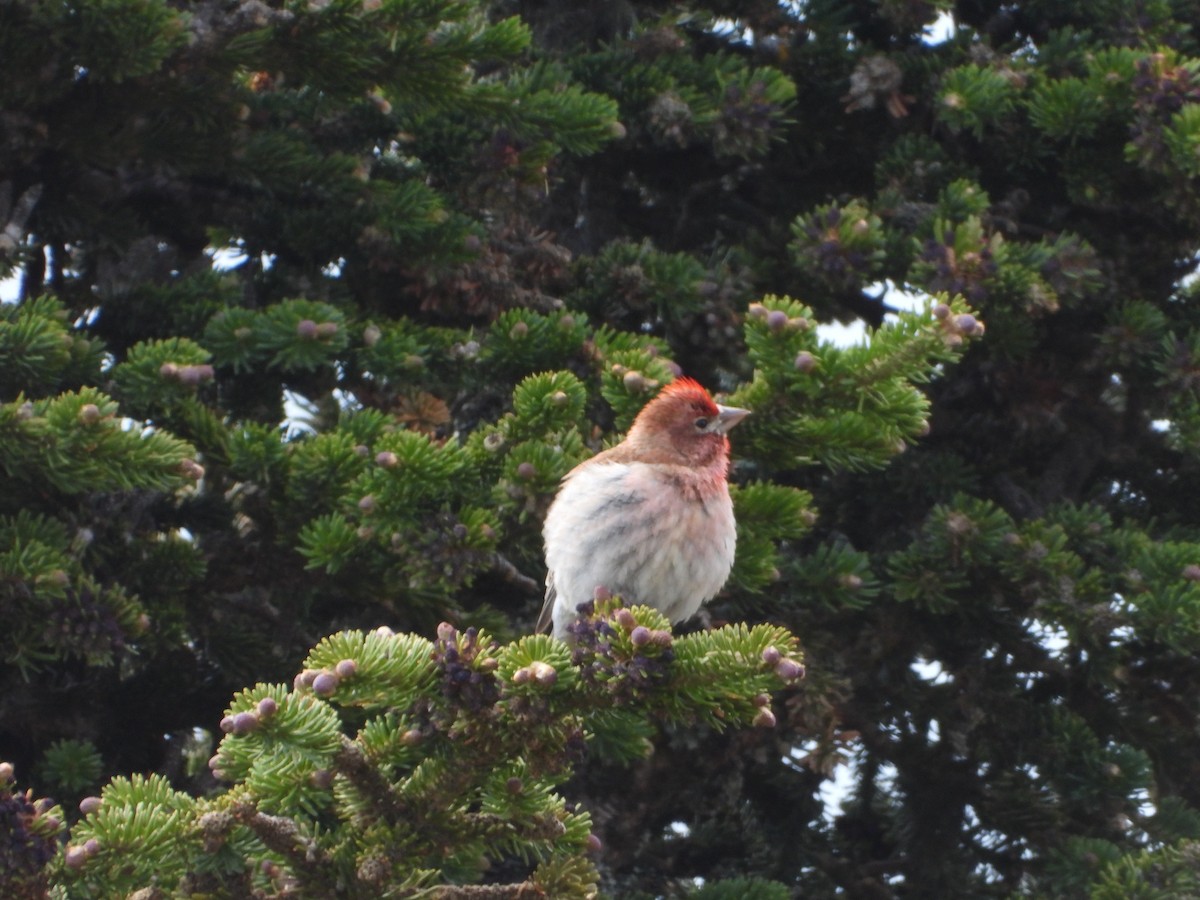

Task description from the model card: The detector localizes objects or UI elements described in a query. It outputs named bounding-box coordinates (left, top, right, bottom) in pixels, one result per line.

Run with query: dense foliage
left=3, top=0, right=1200, bottom=897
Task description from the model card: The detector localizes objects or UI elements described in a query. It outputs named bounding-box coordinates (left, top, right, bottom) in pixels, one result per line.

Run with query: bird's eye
left=694, top=417, right=709, bottom=430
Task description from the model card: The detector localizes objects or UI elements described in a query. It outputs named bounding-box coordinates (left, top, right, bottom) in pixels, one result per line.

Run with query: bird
left=538, top=377, right=750, bottom=638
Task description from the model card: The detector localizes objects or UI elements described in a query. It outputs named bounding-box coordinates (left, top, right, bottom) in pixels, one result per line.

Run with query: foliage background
left=3, top=0, right=1200, bottom=896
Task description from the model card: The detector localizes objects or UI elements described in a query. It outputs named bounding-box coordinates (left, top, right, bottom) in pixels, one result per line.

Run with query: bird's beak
left=713, top=404, right=750, bottom=434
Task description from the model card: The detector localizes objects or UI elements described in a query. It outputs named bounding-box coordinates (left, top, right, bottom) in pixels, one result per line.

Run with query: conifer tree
left=2, top=0, right=1200, bottom=898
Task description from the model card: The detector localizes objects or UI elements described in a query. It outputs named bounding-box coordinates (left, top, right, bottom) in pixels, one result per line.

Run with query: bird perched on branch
left=538, top=377, right=749, bottom=638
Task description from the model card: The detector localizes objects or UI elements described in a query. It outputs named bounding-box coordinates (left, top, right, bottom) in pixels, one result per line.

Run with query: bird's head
left=625, top=377, right=750, bottom=468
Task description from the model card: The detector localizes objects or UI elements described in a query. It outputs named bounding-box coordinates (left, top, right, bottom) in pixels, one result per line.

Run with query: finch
left=538, top=377, right=749, bottom=638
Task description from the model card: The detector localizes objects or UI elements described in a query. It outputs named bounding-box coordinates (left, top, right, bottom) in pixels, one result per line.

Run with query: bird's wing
left=534, top=571, right=557, bottom=634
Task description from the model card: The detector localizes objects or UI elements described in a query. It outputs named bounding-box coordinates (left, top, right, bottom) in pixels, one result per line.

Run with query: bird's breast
left=543, top=461, right=736, bottom=625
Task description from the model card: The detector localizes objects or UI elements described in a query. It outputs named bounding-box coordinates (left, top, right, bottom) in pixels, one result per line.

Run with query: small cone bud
left=766, top=309, right=789, bottom=332
left=179, top=366, right=204, bottom=387
left=257, top=697, right=278, bottom=718
left=231, top=711, right=259, bottom=735
left=509, top=320, right=529, bottom=339
left=42, top=569, right=69, bottom=589
left=530, top=660, right=558, bottom=686
left=180, top=459, right=205, bottom=480
left=649, top=629, right=673, bottom=647
left=375, top=450, right=398, bottom=468
left=753, top=708, right=777, bottom=728
left=774, top=658, right=805, bottom=681
left=363, top=324, right=382, bottom=346
left=516, top=461, right=537, bottom=481
left=761, top=646, right=782, bottom=666
left=794, top=351, right=816, bottom=373
left=954, top=313, right=978, bottom=335
left=932, top=303, right=951, bottom=320
left=335, top=658, right=358, bottom=679
left=296, top=319, right=319, bottom=339
left=78, top=403, right=102, bottom=425
left=79, top=796, right=102, bottom=816
left=312, top=672, right=339, bottom=697
left=623, top=370, right=647, bottom=392
left=615, top=608, right=637, bottom=631
left=630, top=626, right=651, bottom=647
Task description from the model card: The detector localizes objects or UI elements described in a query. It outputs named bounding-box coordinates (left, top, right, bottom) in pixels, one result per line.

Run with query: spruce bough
left=49, top=604, right=802, bottom=898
